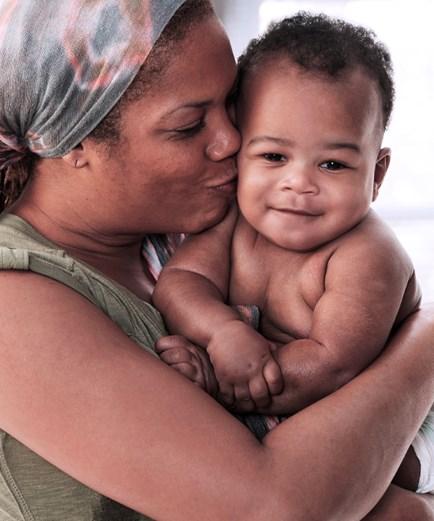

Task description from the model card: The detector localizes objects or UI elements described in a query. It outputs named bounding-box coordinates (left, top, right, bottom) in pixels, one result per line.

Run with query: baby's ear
left=373, top=147, right=391, bottom=201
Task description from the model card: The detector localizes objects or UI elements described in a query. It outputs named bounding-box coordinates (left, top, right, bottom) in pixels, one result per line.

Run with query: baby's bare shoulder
left=330, top=211, right=414, bottom=284
left=339, top=211, right=410, bottom=260
left=332, top=212, right=421, bottom=321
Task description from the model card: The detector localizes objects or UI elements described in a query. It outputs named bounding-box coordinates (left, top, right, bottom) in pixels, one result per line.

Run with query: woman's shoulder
left=0, top=212, right=75, bottom=275
left=0, top=212, right=166, bottom=353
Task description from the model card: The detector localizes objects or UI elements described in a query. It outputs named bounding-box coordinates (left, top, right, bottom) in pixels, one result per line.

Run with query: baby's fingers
left=263, top=358, right=283, bottom=396
left=234, top=383, right=251, bottom=403
left=218, top=382, right=235, bottom=406
left=248, top=374, right=271, bottom=408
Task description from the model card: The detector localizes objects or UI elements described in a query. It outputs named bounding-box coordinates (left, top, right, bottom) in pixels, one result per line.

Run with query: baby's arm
left=153, top=204, right=239, bottom=342
left=153, top=205, right=282, bottom=405
left=251, top=213, right=421, bottom=416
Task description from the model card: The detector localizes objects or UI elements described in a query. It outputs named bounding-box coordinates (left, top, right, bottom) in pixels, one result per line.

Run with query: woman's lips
left=213, top=178, right=237, bottom=194
left=209, top=173, right=238, bottom=193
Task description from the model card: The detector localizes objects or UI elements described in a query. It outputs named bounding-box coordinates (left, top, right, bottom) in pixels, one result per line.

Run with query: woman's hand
left=363, top=485, right=434, bottom=520
left=155, top=335, right=218, bottom=397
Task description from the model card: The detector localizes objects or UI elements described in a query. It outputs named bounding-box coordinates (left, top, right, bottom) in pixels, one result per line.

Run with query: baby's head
left=235, top=13, right=394, bottom=251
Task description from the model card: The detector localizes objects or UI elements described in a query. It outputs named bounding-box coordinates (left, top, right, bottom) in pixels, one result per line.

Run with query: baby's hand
left=155, top=335, right=218, bottom=397
left=207, top=321, right=283, bottom=408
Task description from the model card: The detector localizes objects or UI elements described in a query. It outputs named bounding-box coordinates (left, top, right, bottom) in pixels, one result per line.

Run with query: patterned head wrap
left=0, top=0, right=186, bottom=166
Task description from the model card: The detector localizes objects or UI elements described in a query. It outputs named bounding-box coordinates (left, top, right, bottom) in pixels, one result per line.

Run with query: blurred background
left=212, top=0, right=434, bottom=302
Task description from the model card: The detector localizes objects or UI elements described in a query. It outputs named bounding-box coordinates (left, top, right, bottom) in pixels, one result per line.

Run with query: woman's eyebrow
left=162, top=101, right=212, bottom=118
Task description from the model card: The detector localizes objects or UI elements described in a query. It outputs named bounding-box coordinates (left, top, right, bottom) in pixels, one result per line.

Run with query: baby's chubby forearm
left=236, top=337, right=364, bottom=416
left=154, top=263, right=284, bottom=405
left=153, top=267, right=242, bottom=347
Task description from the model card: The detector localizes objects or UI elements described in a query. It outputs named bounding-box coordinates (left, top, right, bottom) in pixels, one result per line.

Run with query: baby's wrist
left=208, top=319, right=249, bottom=342
left=207, top=319, right=252, bottom=359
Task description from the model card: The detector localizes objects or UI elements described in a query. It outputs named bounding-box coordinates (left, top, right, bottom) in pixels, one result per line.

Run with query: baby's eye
left=320, top=160, right=347, bottom=171
left=263, top=153, right=286, bottom=162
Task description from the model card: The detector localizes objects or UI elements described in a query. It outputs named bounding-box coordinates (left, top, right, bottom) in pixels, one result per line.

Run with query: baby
left=152, top=13, right=433, bottom=493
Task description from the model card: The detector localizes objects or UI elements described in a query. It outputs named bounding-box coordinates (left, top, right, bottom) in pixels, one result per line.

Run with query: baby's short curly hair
left=238, top=12, right=394, bottom=130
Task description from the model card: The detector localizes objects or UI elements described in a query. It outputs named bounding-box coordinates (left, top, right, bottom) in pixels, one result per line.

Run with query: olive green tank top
left=0, top=213, right=165, bottom=521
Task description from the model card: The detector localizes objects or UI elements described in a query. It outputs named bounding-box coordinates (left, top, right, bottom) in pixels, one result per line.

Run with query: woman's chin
left=187, top=203, right=232, bottom=234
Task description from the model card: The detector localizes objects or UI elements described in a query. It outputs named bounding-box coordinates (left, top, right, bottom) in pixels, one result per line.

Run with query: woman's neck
left=12, top=198, right=154, bottom=302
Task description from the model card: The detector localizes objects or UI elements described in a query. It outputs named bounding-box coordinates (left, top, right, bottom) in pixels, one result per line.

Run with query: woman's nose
left=280, top=166, right=318, bottom=195
left=206, top=116, right=241, bottom=161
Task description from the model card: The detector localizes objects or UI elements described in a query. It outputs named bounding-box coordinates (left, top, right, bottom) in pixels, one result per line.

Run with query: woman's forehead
left=147, top=18, right=236, bottom=110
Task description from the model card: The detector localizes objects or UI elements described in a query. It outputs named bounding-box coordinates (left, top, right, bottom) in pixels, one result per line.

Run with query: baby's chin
left=258, top=226, right=333, bottom=252
left=268, top=236, right=326, bottom=253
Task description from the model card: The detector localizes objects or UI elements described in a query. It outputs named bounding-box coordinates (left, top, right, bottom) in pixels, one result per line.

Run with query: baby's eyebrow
left=246, top=136, right=361, bottom=154
left=324, top=142, right=361, bottom=153
left=247, top=135, right=293, bottom=147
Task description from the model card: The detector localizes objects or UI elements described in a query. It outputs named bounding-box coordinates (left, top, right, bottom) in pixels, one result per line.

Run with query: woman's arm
left=363, top=484, right=434, bottom=520
left=0, top=271, right=433, bottom=521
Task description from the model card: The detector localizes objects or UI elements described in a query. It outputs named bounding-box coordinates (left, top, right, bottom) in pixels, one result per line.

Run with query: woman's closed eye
left=173, top=119, right=206, bottom=139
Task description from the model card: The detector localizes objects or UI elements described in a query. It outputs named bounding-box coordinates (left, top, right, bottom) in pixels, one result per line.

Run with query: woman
left=0, top=1, right=432, bottom=520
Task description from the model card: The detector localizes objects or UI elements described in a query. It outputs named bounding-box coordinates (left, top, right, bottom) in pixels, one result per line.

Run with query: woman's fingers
left=155, top=336, right=217, bottom=395
left=362, top=484, right=434, bottom=520
left=155, top=335, right=190, bottom=353
left=170, top=362, right=200, bottom=384
left=158, top=346, right=193, bottom=365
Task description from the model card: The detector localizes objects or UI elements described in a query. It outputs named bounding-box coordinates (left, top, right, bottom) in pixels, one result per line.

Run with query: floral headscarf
left=0, top=0, right=186, bottom=163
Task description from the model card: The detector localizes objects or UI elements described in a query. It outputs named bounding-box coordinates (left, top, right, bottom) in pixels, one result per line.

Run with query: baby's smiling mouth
left=273, top=207, right=321, bottom=217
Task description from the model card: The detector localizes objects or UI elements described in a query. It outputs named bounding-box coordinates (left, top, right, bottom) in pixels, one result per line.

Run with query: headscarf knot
left=0, top=134, right=28, bottom=171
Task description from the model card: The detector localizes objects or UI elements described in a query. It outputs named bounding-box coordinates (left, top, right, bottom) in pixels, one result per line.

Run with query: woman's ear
left=373, top=147, right=391, bottom=201
left=61, top=143, right=89, bottom=169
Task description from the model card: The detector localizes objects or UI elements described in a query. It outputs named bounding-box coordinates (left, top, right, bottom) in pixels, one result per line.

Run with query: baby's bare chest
left=229, top=226, right=334, bottom=342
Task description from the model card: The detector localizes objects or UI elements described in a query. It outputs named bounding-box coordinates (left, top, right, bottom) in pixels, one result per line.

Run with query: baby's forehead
left=239, top=58, right=384, bottom=127
left=237, top=59, right=385, bottom=144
